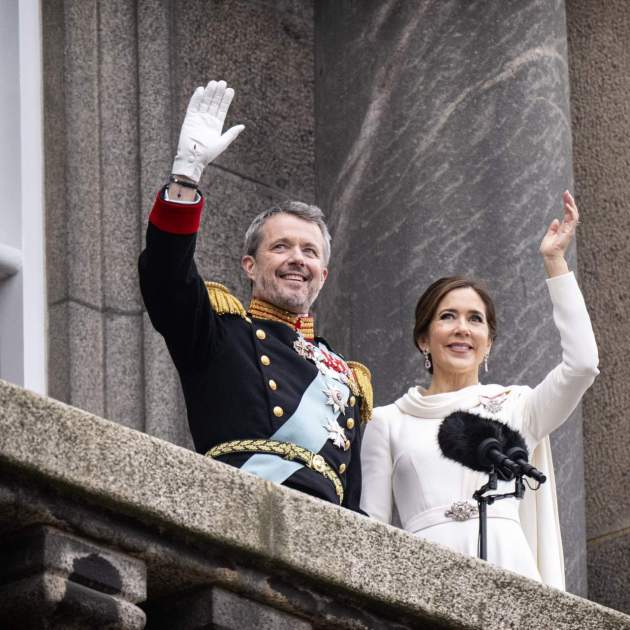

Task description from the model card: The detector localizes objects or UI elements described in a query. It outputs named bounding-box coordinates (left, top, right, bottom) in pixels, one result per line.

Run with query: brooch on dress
left=478, top=390, right=511, bottom=414
left=444, top=500, right=479, bottom=521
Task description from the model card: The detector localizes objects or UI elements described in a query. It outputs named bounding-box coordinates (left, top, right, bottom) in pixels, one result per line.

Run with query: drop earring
left=484, top=352, right=489, bottom=373
left=423, top=349, right=432, bottom=370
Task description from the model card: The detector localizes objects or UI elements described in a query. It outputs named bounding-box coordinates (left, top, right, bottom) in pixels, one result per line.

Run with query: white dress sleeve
left=522, top=272, right=599, bottom=443
left=360, top=407, right=394, bottom=523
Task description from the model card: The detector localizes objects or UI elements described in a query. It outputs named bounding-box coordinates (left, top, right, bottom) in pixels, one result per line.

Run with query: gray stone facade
left=566, top=0, right=630, bottom=613
left=39, top=0, right=629, bottom=614
left=43, top=0, right=315, bottom=447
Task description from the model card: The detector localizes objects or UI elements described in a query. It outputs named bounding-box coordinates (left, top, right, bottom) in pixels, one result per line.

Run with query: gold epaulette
left=347, top=361, right=373, bottom=422
left=204, top=281, right=247, bottom=319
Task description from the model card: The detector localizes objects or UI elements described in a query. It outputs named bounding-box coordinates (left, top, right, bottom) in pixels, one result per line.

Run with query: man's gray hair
left=243, top=201, right=332, bottom=264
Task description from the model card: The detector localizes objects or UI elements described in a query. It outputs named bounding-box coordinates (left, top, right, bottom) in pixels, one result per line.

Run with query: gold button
left=346, top=418, right=355, bottom=430
left=339, top=463, right=346, bottom=474
left=349, top=396, right=356, bottom=406
left=268, top=379, right=277, bottom=391
left=273, top=406, right=284, bottom=417
left=256, top=329, right=266, bottom=340
left=260, top=355, right=270, bottom=366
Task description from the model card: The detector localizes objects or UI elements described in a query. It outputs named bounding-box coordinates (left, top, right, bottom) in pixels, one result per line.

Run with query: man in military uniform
left=139, top=80, right=371, bottom=511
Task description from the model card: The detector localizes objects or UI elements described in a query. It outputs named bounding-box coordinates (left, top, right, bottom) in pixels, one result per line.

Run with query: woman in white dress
left=360, top=192, right=598, bottom=589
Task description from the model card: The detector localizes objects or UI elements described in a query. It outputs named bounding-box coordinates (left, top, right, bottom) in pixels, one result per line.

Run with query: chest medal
left=293, top=334, right=355, bottom=388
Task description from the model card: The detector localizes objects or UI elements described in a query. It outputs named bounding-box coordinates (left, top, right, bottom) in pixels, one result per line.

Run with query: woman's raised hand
left=539, top=191, right=579, bottom=277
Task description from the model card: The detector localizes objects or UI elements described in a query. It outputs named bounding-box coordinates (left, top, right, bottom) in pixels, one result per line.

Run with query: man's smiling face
left=241, top=213, right=328, bottom=314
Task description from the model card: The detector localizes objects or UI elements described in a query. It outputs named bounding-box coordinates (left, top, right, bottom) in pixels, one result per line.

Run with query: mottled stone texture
left=566, top=1, right=630, bottom=614
left=144, top=586, right=314, bottom=630
left=587, top=533, right=630, bottom=615
left=43, top=1, right=315, bottom=444
left=315, top=0, right=586, bottom=595
left=0, top=525, right=146, bottom=629
left=2, top=379, right=629, bottom=630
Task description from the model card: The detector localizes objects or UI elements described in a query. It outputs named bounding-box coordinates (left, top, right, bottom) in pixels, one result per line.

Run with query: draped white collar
left=394, top=384, right=489, bottom=419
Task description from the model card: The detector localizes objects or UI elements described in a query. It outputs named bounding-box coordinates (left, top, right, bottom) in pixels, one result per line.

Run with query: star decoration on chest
left=323, top=386, right=347, bottom=415
left=323, top=418, right=350, bottom=450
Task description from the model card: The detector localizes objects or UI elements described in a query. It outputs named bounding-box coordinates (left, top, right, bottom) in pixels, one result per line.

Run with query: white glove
left=171, top=80, right=245, bottom=183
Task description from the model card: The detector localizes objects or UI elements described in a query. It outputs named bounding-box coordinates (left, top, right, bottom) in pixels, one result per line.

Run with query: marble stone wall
left=566, top=1, right=630, bottom=613
left=314, top=0, right=588, bottom=595
left=43, top=0, right=315, bottom=448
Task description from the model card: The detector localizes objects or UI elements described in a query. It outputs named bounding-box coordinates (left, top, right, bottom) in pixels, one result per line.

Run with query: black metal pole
left=474, top=470, right=497, bottom=561
left=478, top=498, right=487, bottom=560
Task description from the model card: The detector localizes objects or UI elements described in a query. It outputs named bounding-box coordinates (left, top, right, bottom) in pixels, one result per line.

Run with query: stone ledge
left=1, top=379, right=629, bottom=629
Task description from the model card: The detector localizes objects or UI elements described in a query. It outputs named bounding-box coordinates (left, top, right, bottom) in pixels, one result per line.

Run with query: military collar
left=248, top=298, right=315, bottom=340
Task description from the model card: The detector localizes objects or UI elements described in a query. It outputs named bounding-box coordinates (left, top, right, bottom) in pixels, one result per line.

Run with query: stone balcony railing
left=1, top=378, right=629, bottom=630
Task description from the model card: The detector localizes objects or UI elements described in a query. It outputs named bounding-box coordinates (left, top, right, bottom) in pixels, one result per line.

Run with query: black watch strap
left=168, top=174, right=199, bottom=190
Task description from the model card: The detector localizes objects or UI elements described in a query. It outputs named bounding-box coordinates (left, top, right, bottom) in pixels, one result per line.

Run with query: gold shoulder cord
left=205, top=281, right=247, bottom=319
left=347, top=361, right=373, bottom=422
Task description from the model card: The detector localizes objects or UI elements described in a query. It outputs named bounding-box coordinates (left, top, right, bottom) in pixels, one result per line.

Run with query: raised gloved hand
left=171, top=80, right=245, bottom=183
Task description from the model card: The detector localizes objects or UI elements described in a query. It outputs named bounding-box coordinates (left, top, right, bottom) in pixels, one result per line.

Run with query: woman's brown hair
left=413, top=276, right=497, bottom=371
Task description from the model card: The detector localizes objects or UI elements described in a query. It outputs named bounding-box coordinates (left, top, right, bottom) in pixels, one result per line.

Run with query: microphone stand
left=472, top=468, right=525, bottom=561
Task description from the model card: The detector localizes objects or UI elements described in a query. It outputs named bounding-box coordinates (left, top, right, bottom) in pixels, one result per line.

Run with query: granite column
left=566, top=0, right=630, bottom=613
left=315, top=0, right=586, bottom=594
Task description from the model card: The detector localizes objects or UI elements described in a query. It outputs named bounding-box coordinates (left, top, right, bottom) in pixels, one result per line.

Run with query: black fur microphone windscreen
left=437, top=411, right=528, bottom=472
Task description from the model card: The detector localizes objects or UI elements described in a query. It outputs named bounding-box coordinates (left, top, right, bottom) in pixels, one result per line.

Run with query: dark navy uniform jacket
left=138, top=191, right=371, bottom=511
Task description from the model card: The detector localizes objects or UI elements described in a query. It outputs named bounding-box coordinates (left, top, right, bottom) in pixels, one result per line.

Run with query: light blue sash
left=241, top=370, right=350, bottom=483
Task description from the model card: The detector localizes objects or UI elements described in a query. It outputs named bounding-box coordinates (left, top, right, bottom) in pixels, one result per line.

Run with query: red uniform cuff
left=148, top=189, right=204, bottom=234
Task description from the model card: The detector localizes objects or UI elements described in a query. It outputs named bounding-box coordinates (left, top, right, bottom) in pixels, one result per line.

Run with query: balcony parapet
left=1, top=378, right=629, bottom=629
